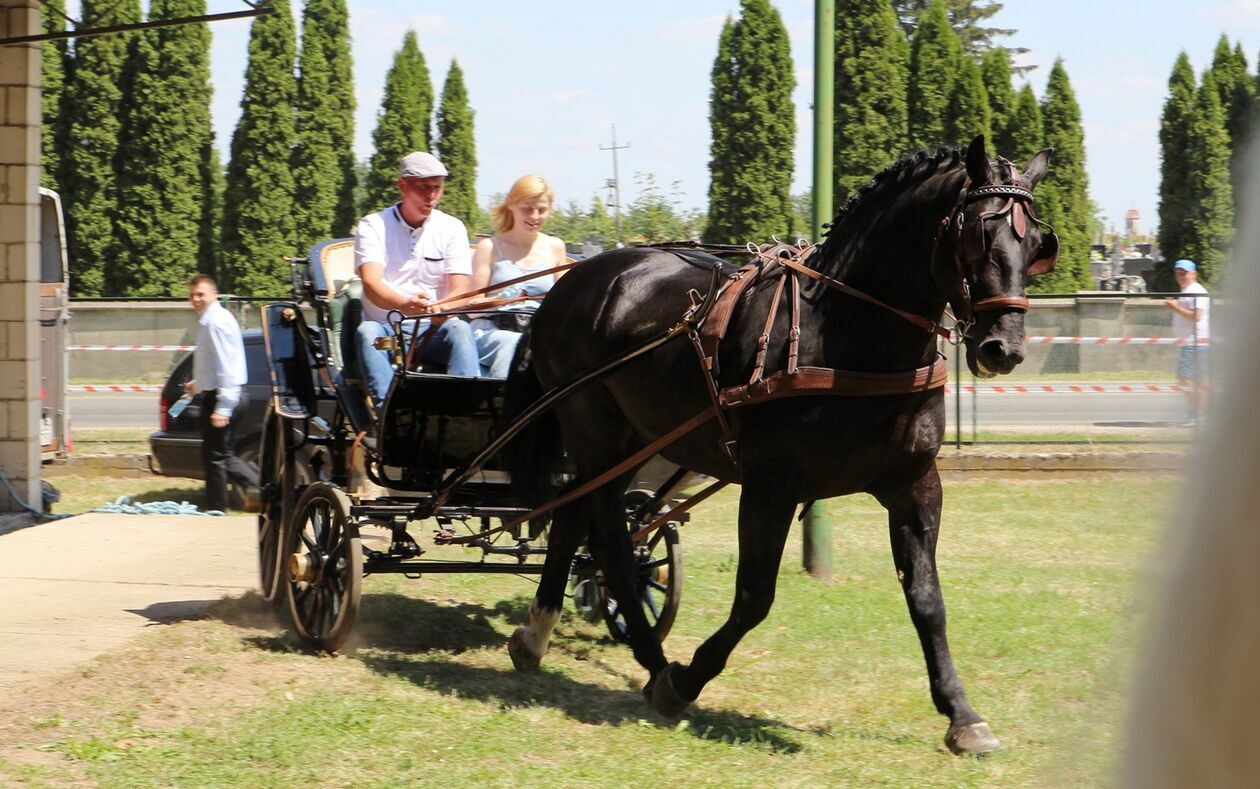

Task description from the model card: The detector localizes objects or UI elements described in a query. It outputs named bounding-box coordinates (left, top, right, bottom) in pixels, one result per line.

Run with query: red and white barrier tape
left=1023, top=336, right=1207, bottom=345
left=68, top=385, right=162, bottom=393
left=69, top=344, right=195, bottom=352
left=945, top=383, right=1189, bottom=394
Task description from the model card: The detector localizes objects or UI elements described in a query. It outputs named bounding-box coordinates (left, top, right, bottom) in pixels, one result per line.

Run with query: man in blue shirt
left=187, top=274, right=259, bottom=512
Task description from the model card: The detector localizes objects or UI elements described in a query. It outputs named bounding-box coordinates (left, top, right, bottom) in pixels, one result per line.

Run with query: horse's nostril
left=979, top=339, right=1007, bottom=359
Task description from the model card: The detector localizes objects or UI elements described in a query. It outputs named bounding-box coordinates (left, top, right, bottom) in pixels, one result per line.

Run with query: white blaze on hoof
left=508, top=602, right=561, bottom=671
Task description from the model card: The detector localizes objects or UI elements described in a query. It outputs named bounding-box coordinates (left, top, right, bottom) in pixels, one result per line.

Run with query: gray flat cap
left=398, top=151, right=449, bottom=179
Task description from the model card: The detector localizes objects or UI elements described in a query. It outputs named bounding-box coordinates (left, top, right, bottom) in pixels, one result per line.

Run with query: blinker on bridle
left=940, top=160, right=1060, bottom=338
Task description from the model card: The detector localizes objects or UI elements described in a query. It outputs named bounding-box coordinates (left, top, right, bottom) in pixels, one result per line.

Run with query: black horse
left=503, top=137, right=1054, bottom=755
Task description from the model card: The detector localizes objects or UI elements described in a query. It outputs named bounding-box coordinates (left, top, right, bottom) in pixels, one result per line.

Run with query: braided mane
left=822, top=146, right=965, bottom=239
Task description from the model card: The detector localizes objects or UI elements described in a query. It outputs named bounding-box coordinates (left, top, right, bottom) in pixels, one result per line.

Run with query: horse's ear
left=1023, top=148, right=1054, bottom=188
left=965, top=135, right=993, bottom=184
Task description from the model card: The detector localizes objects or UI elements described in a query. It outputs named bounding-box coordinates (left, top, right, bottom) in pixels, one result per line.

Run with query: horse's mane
left=822, top=145, right=966, bottom=239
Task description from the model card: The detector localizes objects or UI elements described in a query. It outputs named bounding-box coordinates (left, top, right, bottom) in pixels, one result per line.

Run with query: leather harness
left=421, top=165, right=1057, bottom=540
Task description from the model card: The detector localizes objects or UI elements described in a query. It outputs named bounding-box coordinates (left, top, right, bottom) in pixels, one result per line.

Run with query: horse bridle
left=938, top=159, right=1059, bottom=335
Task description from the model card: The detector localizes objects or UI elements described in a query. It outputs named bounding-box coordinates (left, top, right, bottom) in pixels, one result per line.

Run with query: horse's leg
left=876, top=465, right=1001, bottom=756
left=584, top=480, right=671, bottom=680
left=648, top=485, right=796, bottom=716
left=508, top=497, right=586, bottom=671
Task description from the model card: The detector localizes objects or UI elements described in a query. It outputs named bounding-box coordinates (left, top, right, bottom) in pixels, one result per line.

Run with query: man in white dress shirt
left=186, top=274, right=258, bottom=512
left=354, top=151, right=479, bottom=409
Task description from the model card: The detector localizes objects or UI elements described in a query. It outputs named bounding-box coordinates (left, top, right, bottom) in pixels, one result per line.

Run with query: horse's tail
left=503, top=325, right=564, bottom=504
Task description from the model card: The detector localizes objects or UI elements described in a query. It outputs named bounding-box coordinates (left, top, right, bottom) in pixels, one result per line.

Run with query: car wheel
left=229, top=436, right=262, bottom=512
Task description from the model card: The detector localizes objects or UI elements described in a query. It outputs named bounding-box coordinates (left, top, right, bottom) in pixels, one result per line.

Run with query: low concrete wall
left=67, top=295, right=1205, bottom=383
left=1021, top=295, right=1204, bottom=375
left=69, top=300, right=265, bottom=382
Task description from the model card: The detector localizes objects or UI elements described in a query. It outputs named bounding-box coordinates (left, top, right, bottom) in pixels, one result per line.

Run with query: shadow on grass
left=359, top=650, right=805, bottom=752
left=219, top=588, right=808, bottom=753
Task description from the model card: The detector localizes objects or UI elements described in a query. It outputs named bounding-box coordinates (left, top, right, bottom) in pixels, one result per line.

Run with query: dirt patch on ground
left=0, top=595, right=375, bottom=781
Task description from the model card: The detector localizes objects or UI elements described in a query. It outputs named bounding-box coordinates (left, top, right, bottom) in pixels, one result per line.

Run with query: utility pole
left=600, top=124, right=630, bottom=246
left=804, top=0, right=835, bottom=581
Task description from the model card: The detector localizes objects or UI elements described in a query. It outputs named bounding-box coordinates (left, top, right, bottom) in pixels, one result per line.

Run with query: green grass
left=0, top=475, right=1172, bottom=786
left=46, top=474, right=207, bottom=515
left=67, top=427, right=153, bottom=456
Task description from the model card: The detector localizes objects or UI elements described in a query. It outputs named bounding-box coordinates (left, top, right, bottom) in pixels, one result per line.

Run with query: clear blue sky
left=197, top=1, right=1260, bottom=236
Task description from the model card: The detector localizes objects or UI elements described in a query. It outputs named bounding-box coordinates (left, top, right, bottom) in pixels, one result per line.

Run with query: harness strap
left=720, top=358, right=948, bottom=407
left=787, top=271, right=801, bottom=375
left=629, top=479, right=731, bottom=542
left=750, top=273, right=787, bottom=385
left=499, top=407, right=717, bottom=532
left=428, top=261, right=579, bottom=309
left=699, top=264, right=761, bottom=376
left=777, top=255, right=952, bottom=340
left=688, top=329, right=740, bottom=461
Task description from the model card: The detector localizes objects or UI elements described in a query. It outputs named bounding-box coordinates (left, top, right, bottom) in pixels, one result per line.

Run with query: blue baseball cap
left=1174, top=259, right=1196, bottom=272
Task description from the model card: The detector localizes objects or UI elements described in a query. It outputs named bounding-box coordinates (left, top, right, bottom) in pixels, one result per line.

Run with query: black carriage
left=256, top=238, right=690, bottom=652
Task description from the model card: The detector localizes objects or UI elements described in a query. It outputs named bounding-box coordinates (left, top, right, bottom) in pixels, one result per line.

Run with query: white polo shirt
left=354, top=204, right=472, bottom=323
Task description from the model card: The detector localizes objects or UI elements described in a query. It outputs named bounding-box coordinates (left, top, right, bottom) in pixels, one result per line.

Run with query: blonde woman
left=468, top=174, right=569, bottom=377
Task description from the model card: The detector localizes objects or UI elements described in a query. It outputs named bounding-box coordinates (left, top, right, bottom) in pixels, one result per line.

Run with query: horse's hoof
left=945, top=721, right=1001, bottom=756
left=649, top=662, right=693, bottom=718
left=508, top=628, right=541, bottom=672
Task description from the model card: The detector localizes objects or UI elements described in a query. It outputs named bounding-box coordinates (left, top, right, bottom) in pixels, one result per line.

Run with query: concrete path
left=0, top=513, right=255, bottom=692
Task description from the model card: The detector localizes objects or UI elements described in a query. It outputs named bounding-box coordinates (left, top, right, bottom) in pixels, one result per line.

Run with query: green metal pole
left=804, top=0, right=835, bottom=581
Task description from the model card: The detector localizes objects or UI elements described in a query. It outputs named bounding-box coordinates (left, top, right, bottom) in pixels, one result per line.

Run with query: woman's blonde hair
left=492, top=174, right=555, bottom=233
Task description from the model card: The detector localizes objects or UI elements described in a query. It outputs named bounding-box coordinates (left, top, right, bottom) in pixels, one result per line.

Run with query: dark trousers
left=200, top=389, right=259, bottom=512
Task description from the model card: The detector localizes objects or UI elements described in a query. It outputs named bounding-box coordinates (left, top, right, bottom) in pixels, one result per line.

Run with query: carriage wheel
left=600, top=522, right=683, bottom=643
left=257, top=410, right=288, bottom=604
left=283, top=482, right=362, bottom=652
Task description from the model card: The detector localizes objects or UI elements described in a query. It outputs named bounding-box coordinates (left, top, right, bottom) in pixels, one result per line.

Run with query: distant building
left=1125, top=208, right=1140, bottom=238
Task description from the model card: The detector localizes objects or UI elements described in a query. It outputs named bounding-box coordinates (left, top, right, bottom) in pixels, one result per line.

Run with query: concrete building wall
left=0, top=0, right=41, bottom=511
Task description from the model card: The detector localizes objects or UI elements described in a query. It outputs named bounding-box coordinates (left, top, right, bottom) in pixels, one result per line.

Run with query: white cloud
left=1202, top=0, right=1260, bottom=28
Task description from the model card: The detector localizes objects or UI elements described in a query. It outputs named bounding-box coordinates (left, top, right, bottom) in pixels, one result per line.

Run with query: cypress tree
left=62, top=0, right=141, bottom=296
left=220, top=0, right=298, bottom=296
left=301, top=0, right=357, bottom=235
left=364, top=32, right=433, bottom=213
left=40, top=0, right=69, bottom=191
left=113, top=0, right=213, bottom=296
left=1209, top=38, right=1254, bottom=213
left=703, top=0, right=795, bottom=243
left=1183, top=72, right=1233, bottom=285
left=200, top=145, right=224, bottom=280
left=907, top=0, right=963, bottom=150
left=981, top=48, right=1016, bottom=154
left=1155, top=53, right=1196, bottom=292
left=1004, top=83, right=1044, bottom=165
left=435, top=60, right=477, bottom=233
left=833, top=0, right=909, bottom=203
left=946, top=54, right=991, bottom=145
left=1033, top=59, right=1092, bottom=292
left=1208, top=36, right=1252, bottom=144
left=293, top=16, right=339, bottom=248
left=704, top=17, right=736, bottom=242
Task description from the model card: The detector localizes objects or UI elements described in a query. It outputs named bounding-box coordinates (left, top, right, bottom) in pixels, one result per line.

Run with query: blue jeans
left=356, top=318, right=480, bottom=406
left=470, top=318, right=522, bottom=378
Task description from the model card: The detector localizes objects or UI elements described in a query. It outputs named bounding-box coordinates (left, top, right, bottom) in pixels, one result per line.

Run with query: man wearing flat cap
left=353, top=151, right=480, bottom=410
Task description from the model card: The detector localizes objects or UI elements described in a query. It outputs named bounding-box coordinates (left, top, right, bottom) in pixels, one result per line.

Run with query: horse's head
left=943, top=136, right=1057, bottom=378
